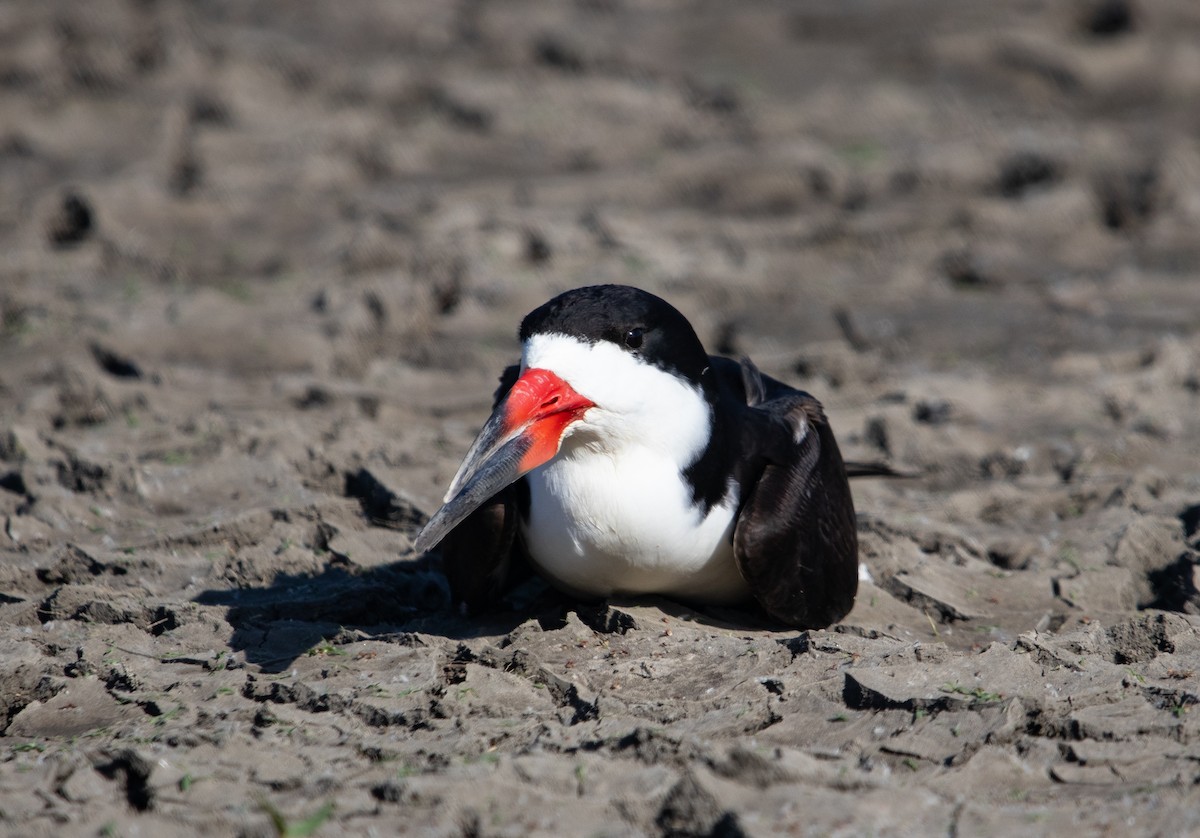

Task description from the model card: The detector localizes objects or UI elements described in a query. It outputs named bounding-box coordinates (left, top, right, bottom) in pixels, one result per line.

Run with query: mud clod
left=44, top=191, right=94, bottom=247
left=96, top=750, right=155, bottom=812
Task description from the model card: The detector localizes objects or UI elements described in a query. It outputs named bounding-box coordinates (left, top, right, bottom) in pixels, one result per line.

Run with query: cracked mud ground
left=3, top=1, right=1200, bottom=835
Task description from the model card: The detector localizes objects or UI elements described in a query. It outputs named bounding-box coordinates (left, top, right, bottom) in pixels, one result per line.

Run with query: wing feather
left=732, top=386, right=858, bottom=629
left=437, top=364, right=530, bottom=614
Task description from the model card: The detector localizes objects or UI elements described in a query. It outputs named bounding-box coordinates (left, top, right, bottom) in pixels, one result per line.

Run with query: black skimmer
left=414, top=285, right=861, bottom=629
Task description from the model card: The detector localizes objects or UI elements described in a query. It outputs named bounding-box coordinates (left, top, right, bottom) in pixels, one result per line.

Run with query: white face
left=521, top=332, right=712, bottom=469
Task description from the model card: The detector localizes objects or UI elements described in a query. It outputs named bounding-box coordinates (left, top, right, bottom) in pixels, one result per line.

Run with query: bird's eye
left=624, top=327, right=645, bottom=350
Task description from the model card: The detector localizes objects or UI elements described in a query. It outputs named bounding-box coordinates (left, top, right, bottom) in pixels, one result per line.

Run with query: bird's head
left=414, top=285, right=713, bottom=553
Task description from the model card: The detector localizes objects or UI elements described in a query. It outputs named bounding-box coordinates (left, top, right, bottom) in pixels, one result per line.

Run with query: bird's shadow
left=192, top=555, right=531, bottom=673
left=192, top=554, right=784, bottom=673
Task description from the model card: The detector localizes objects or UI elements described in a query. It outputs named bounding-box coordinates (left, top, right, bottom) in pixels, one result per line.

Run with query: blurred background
left=5, top=0, right=1199, bottom=375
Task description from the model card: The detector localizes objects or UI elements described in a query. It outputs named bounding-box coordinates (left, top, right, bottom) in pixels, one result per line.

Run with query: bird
left=414, top=284, right=863, bottom=629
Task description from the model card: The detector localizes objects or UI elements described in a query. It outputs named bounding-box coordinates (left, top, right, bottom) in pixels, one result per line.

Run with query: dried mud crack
left=3, top=0, right=1200, bottom=834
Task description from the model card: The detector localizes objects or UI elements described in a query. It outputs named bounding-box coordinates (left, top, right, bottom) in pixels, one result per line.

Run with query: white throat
left=522, top=333, right=710, bottom=465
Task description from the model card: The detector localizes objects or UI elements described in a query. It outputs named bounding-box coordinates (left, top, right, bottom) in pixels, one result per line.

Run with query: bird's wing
left=439, top=483, right=526, bottom=614
left=710, top=355, right=913, bottom=480
left=728, top=359, right=859, bottom=629
left=438, top=364, right=532, bottom=614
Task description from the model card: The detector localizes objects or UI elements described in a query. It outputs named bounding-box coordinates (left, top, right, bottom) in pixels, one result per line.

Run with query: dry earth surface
left=3, top=1, right=1200, bottom=835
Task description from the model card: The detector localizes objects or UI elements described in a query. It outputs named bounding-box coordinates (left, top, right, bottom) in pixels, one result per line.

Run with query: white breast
left=517, top=331, right=752, bottom=604
left=521, top=440, right=750, bottom=604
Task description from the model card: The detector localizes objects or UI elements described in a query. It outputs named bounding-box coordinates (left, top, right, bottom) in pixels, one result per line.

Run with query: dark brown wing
left=732, top=380, right=858, bottom=629
left=439, top=484, right=524, bottom=614
left=438, top=364, right=530, bottom=614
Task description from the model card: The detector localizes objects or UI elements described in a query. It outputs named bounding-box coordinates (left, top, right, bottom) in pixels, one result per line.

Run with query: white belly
left=521, top=443, right=751, bottom=604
